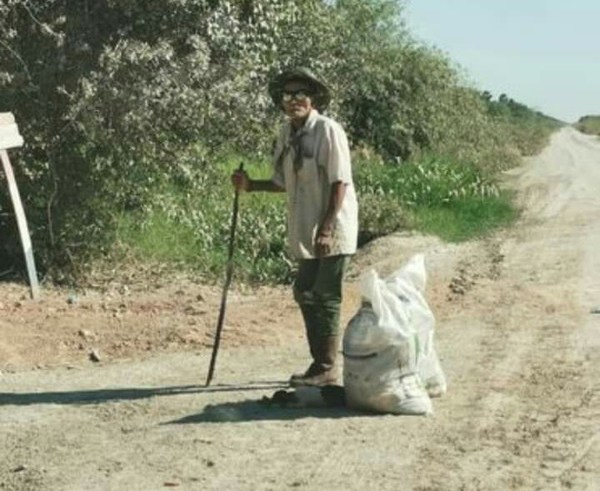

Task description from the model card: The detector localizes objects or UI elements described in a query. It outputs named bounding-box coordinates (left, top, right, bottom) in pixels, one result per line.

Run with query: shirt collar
left=303, top=109, right=319, bottom=131
left=287, top=109, right=319, bottom=136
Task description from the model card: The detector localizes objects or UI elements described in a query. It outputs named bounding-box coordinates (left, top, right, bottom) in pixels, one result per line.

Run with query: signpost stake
left=0, top=113, right=40, bottom=299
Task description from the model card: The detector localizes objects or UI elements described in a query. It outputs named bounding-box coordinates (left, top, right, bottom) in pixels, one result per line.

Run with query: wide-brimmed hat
left=268, top=67, right=331, bottom=111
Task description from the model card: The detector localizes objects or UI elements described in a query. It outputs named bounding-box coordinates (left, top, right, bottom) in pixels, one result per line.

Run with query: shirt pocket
left=296, top=156, right=319, bottom=184
left=300, top=136, right=315, bottom=159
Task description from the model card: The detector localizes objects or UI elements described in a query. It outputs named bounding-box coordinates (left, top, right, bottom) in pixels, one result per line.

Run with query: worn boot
left=289, top=303, right=321, bottom=384
left=290, top=336, right=340, bottom=387
left=289, top=362, right=320, bottom=385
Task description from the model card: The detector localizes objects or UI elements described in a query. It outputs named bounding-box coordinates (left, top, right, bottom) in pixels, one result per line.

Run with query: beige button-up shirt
left=271, top=110, right=359, bottom=260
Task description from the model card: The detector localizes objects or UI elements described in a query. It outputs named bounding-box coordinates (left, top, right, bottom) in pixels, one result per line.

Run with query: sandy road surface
left=1, top=128, right=599, bottom=490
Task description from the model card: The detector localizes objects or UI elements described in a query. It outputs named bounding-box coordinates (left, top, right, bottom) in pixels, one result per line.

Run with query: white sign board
left=0, top=112, right=40, bottom=299
left=0, top=113, right=24, bottom=149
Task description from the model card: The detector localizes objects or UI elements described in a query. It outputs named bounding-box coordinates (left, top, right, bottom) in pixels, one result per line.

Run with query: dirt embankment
left=1, top=127, right=599, bottom=490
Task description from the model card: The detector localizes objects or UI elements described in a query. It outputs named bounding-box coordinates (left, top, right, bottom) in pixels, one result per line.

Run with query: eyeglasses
left=281, top=90, right=312, bottom=103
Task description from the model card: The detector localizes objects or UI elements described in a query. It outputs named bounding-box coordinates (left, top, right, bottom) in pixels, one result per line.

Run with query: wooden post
left=0, top=113, right=40, bottom=299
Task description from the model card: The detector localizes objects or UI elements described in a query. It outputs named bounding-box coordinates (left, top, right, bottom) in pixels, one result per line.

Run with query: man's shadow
left=0, top=382, right=286, bottom=406
left=2, top=382, right=371, bottom=422
left=165, top=400, right=366, bottom=424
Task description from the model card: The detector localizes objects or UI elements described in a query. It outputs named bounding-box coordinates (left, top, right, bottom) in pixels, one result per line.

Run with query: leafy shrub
left=0, top=0, right=550, bottom=282
left=575, top=115, right=600, bottom=136
left=357, top=193, right=408, bottom=247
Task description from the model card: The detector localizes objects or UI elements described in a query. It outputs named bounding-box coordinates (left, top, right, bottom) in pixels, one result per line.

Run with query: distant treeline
left=575, top=115, right=600, bottom=136
left=0, top=0, right=561, bottom=282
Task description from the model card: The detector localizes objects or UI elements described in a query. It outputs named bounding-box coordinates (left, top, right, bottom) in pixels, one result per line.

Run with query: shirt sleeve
left=321, top=121, right=352, bottom=184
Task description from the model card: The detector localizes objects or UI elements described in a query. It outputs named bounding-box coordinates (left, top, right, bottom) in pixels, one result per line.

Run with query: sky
left=406, top=0, right=600, bottom=123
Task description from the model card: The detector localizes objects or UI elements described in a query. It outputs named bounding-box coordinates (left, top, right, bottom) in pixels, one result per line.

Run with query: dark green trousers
left=293, top=255, right=350, bottom=339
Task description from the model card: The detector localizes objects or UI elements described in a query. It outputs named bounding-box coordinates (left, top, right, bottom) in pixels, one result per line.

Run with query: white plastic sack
left=343, top=254, right=446, bottom=415
left=384, top=254, right=447, bottom=395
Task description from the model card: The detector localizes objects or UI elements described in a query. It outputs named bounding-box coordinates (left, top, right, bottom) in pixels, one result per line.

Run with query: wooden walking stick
left=205, top=162, right=244, bottom=386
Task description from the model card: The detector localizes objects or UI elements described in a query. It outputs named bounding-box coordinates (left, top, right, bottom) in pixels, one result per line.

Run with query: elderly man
left=232, top=67, right=358, bottom=386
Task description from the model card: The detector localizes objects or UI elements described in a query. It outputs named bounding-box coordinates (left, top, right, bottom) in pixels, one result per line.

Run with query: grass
left=355, top=154, right=518, bottom=243
left=408, top=194, right=518, bottom=242
left=114, top=153, right=519, bottom=284
left=115, top=154, right=292, bottom=283
left=116, top=211, right=225, bottom=269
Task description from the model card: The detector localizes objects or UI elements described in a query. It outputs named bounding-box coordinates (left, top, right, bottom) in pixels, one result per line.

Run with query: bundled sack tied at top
left=342, top=254, right=447, bottom=416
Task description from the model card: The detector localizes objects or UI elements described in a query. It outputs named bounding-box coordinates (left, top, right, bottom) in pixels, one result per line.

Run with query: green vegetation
left=481, top=92, right=564, bottom=156
left=409, top=196, right=517, bottom=242
left=0, top=0, right=561, bottom=284
left=113, top=154, right=517, bottom=284
left=115, top=156, right=292, bottom=283
left=575, top=115, right=600, bottom=136
left=352, top=153, right=518, bottom=245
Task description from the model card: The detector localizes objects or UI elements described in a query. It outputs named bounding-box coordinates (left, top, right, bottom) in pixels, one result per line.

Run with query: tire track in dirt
left=408, top=128, right=600, bottom=490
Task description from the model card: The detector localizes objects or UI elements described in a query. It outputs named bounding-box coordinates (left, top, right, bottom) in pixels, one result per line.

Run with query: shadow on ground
left=167, top=399, right=370, bottom=424
left=0, top=382, right=287, bottom=406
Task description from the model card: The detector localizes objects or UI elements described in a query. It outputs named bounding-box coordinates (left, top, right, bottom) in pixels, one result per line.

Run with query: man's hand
left=231, top=170, right=251, bottom=192
left=315, top=229, right=333, bottom=257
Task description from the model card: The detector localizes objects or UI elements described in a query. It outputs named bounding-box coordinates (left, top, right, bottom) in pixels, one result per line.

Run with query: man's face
left=282, top=80, right=314, bottom=121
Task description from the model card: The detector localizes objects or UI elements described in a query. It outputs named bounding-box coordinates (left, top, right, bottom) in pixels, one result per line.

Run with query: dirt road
left=1, top=128, right=599, bottom=490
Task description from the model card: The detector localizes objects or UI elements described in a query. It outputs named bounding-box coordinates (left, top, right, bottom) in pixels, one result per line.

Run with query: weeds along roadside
left=114, top=152, right=519, bottom=285
left=64, top=111, right=561, bottom=286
